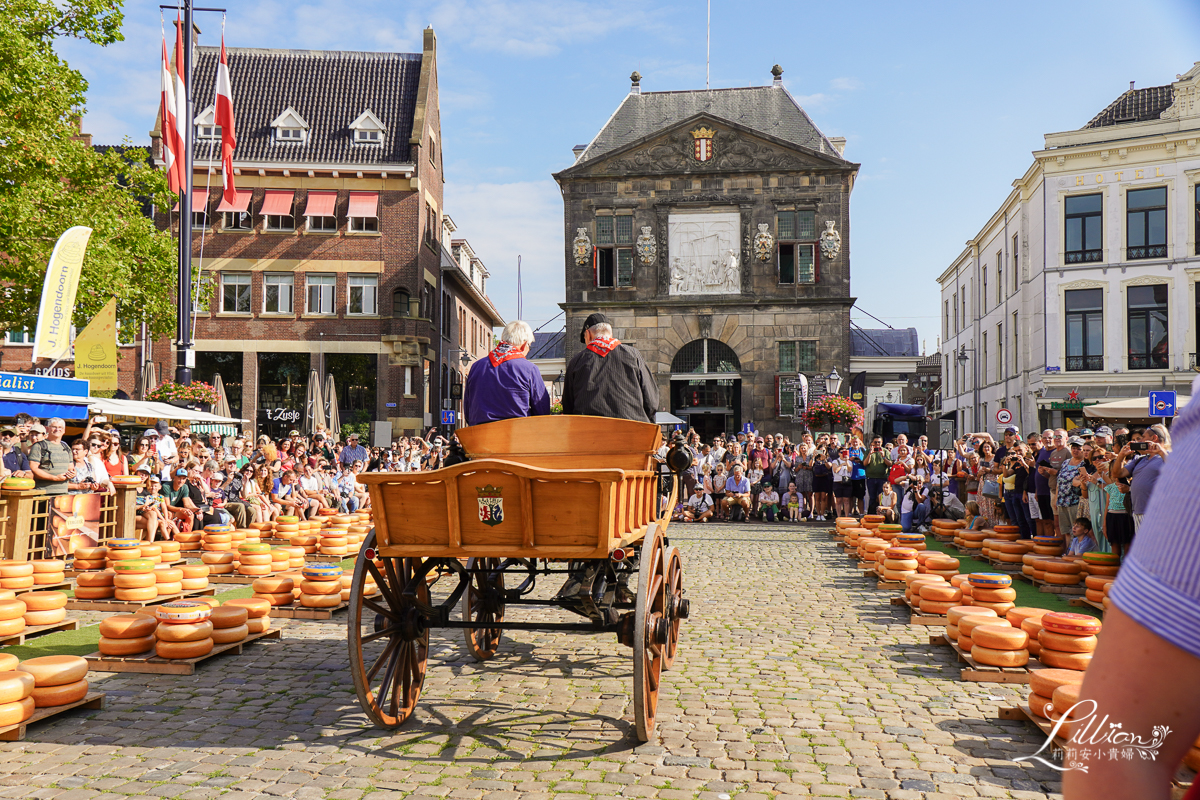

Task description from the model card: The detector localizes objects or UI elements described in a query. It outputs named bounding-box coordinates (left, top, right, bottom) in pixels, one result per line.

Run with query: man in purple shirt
left=464, top=320, right=551, bottom=426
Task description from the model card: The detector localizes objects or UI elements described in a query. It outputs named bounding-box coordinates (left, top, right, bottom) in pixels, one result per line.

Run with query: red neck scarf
left=488, top=342, right=526, bottom=367
left=586, top=336, right=622, bottom=357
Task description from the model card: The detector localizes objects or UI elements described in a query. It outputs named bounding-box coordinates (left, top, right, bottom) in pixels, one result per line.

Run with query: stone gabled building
left=553, top=68, right=859, bottom=438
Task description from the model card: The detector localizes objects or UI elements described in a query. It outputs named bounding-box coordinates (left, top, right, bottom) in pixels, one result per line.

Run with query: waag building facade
left=554, top=68, right=859, bottom=439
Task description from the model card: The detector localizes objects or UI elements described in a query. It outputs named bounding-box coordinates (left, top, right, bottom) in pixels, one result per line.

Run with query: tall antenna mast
left=706, top=0, right=711, bottom=89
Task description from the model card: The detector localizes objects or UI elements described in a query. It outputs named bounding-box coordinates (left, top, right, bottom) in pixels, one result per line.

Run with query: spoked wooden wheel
left=662, top=545, right=686, bottom=670
left=461, top=557, right=505, bottom=661
left=348, top=531, right=430, bottom=728
left=633, top=526, right=667, bottom=742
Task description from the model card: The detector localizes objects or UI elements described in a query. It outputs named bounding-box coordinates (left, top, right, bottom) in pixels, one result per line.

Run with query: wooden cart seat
left=455, top=415, right=660, bottom=471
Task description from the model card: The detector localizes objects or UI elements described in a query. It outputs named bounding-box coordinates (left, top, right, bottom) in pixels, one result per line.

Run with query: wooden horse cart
left=349, top=415, right=691, bottom=741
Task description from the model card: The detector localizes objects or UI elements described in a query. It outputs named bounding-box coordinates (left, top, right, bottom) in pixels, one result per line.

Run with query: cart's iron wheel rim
left=633, top=526, right=666, bottom=742
left=663, top=546, right=683, bottom=670
left=462, top=557, right=505, bottom=661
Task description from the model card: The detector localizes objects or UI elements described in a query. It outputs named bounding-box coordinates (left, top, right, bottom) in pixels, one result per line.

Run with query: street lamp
left=553, top=370, right=565, bottom=401
left=826, top=367, right=843, bottom=396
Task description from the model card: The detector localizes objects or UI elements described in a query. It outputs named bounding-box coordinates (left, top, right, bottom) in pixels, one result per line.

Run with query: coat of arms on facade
left=477, top=485, right=504, bottom=526
left=819, top=220, right=841, bottom=261
left=752, top=223, right=774, bottom=262
left=635, top=226, right=657, bottom=265
left=572, top=227, right=592, bottom=267
left=690, top=127, right=716, bottom=163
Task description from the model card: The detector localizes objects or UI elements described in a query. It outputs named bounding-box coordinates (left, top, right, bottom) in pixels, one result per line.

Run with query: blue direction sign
left=440, top=409, right=457, bottom=425
left=1149, top=390, right=1177, bottom=418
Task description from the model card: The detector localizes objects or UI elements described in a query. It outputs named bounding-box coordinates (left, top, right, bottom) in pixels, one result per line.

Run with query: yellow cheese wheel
left=946, top=605, right=993, bottom=626
left=0, top=617, right=22, bottom=635
left=73, top=547, right=107, bottom=560
left=1043, top=572, right=1082, bottom=585
left=115, top=586, right=158, bottom=601
left=23, top=608, right=66, bottom=626
left=155, top=582, right=184, bottom=596
left=299, top=592, right=341, bottom=608
left=99, top=614, right=157, bottom=638
left=0, top=599, right=26, bottom=622
left=0, top=653, right=17, bottom=672
left=0, top=697, right=35, bottom=726
left=972, top=624, right=1029, bottom=650
left=209, top=606, right=248, bottom=628
left=1052, top=683, right=1083, bottom=716
left=970, top=600, right=1016, bottom=616
left=180, top=578, right=209, bottom=591
left=1006, top=607, right=1047, bottom=627
left=971, top=645, right=1029, bottom=667
left=19, top=655, right=87, bottom=687
left=76, top=571, right=115, bottom=587
left=245, top=616, right=271, bottom=634
left=1038, top=649, right=1093, bottom=670
left=98, top=635, right=155, bottom=656
left=113, top=573, right=156, bottom=589
left=238, top=553, right=273, bottom=566
left=960, top=615, right=1008, bottom=637
left=252, top=577, right=294, bottom=594
left=200, top=552, right=237, bottom=564
left=319, top=536, right=348, bottom=548
left=71, top=559, right=106, bottom=571
left=957, top=634, right=974, bottom=651
left=0, top=576, right=34, bottom=589
left=223, top=598, right=271, bottom=618
left=106, top=548, right=142, bottom=561
left=237, top=564, right=273, bottom=576
left=180, top=564, right=210, bottom=579
left=972, top=587, right=1017, bottom=603
left=20, top=592, right=66, bottom=612
left=269, top=550, right=289, bottom=562
left=1027, top=691, right=1054, bottom=717
left=917, top=599, right=956, bottom=615
left=32, top=572, right=65, bottom=585
left=945, top=623, right=959, bottom=641
left=73, top=585, right=115, bottom=599
left=253, top=592, right=293, bottom=606
left=882, top=559, right=919, bottom=571
left=0, top=562, right=33, bottom=578
left=211, top=624, right=248, bottom=644
left=918, top=584, right=961, bottom=603
left=300, top=579, right=342, bottom=595
left=1039, top=630, right=1099, bottom=653
left=275, top=524, right=300, bottom=533
left=155, top=638, right=214, bottom=659
left=31, top=560, right=65, bottom=574
left=0, top=671, right=34, bottom=704
left=138, top=543, right=162, bottom=558
left=1030, top=668, right=1085, bottom=698
left=155, top=620, right=214, bottom=642
left=154, top=568, right=184, bottom=583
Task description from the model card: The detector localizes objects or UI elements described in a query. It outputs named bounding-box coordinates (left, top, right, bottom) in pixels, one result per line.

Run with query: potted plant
left=147, top=381, right=219, bottom=413
left=802, top=394, right=865, bottom=432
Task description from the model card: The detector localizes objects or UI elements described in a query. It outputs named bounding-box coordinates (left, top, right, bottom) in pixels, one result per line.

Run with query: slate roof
left=1083, top=85, right=1174, bottom=129
left=576, top=85, right=845, bottom=165
left=528, top=330, right=566, bottom=360
left=851, top=328, right=920, bottom=358
left=189, top=47, right=422, bottom=165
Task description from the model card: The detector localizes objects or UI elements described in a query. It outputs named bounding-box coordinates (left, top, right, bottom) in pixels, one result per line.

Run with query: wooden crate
left=83, top=627, right=282, bottom=675
left=65, top=587, right=216, bottom=613
left=891, top=596, right=949, bottom=626
left=268, top=598, right=349, bottom=620
left=930, top=634, right=1041, bottom=683
left=0, top=691, right=104, bottom=742
left=0, top=618, right=79, bottom=647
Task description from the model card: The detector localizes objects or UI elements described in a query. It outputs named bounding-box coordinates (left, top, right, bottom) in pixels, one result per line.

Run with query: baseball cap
left=30, top=424, right=45, bottom=434
left=288, top=429, right=300, bottom=436
left=1004, top=425, right=1020, bottom=434
left=578, top=312, right=611, bottom=343
left=0, top=427, right=15, bottom=436
left=143, top=428, right=159, bottom=438
left=1078, top=428, right=1095, bottom=438
left=135, top=464, right=151, bottom=474
left=1095, top=426, right=1114, bottom=437
left=174, top=468, right=188, bottom=477
left=1068, top=437, right=1085, bottom=447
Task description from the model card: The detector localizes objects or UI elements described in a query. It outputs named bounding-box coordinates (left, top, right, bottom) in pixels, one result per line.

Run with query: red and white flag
left=214, top=35, right=238, bottom=207
left=172, top=17, right=189, bottom=193
left=159, top=37, right=181, bottom=193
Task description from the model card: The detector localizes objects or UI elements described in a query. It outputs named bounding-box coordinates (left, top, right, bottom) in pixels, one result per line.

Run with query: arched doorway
left=670, top=339, right=742, bottom=439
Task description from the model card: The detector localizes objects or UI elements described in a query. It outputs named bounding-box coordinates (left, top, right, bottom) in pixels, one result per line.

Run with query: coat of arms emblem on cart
left=477, top=485, right=504, bottom=526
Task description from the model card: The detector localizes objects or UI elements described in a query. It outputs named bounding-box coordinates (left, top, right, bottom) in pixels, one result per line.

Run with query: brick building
left=152, top=28, right=472, bottom=438
left=554, top=69, right=858, bottom=439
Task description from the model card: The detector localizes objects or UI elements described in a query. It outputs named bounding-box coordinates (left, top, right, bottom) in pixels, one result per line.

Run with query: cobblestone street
left=0, top=524, right=1061, bottom=800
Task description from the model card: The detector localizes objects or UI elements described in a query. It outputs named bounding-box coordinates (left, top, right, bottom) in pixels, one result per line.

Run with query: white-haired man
left=562, top=312, right=658, bottom=423
left=464, top=320, right=551, bottom=425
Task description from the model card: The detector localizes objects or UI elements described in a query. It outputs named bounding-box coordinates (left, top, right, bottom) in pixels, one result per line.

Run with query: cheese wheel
left=972, top=587, right=1017, bottom=603
left=31, top=560, right=65, bottom=574
left=972, top=624, right=1029, bottom=650
left=300, top=579, right=342, bottom=596
left=1051, top=683, right=1084, bottom=716
left=211, top=624, right=248, bottom=644
left=960, top=615, right=1008, bottom=637
left=1025, top=691, right=1055, bottom=718
left=19, top=656, right=87, bottom=687
left=71, top=559, right=106, bottom=571
left=154, top=601, right=211, bottom=622
left=23, top=607, right=66, bottom=626
left=1038, top=649, right=1093, bottom=671
left=154, top=568, right=184, bottom=583
left=99, top=614, right=157, bottom=638
left=1084, top=563, right=1119, bottom=576
left=114, top=586, right=158, bottom=601
left=0, top=599, right=26, bottom=622
left=74, top=585, right=116, bottom=600
left=180, top=577, right=210, bottom=591
left=1030, top=668, right=1086, bottom=698
left=0, top=696, right=35, bottom=725
left=1039, top=630, right=1099, bottom=653
left=1084, top=574, right=1115, bottom=590
left=30, top=571, right=63, bottom=586
left=74, top=547, right=108, bottom=561
left=945, top=623, right=959, bottom=640
left=0, top=671, right=34, bottom=704
left=0, top=653, right=17, bottom=672
left=75, top=571, right=115, bottom=588
left=223, top=598, right=271, bottom=618
left=269, top=550, right=289, bottom=563
left=155, top=620, right=214, bottom=642
left=1043, top=572, right=1082, bottom=585
left=253, top=592, right=294, bottom=606
left=98, top=635, right=155, bottom=656
left=201, top=543, right=231, bottom=552
left=208, top=564, right=235, bottom=574
left=918, top=599, right=956, bottom=616
left=106, top=548, right=141, bottom=561
left=302, top=564, right=343, bottom=580
left=0, top=617, right=22, bottom=635
left=883, top=559, right=918, bottom=572
left=1042, top=612, right=1103, bottom=636
left=200, top=552, right=237, bottom=564
left=209, top=606, right=248, bottom=628
left=138, top=544, right=163, bottom=560
left=275, top=524, right=300, bottom=533
left=237, top=564, right=273, bottom=576
left=957, top=634, right=974, bottom=651
left=946, top=605, right=994, bottom=626
left=918, top=584, right=961, bottom=603
left=245, top=616, right=271, bottom=634
left=114, top=573, right=156, bottom=589
left=202, top=533, right=232, bottom=543
left=155, top=582, right=183, bottom=595
left=155, top=638, right=214, bottom=659
left=299, top=592, right=341, bottom=608
left=180, top=564, right=210, bottom=579
left=252, top=577, right=294, bottom=594
left=971, top=645, right=1029, bottom=667
left=1006, top=607, right=1047, bottom=627
left=112, top=559, right=155, bottom=574
left=968, top=572, right=1011, bottom=587
left=238, top=553, right=272, bottom=566
left=970, top=600, right=1016, bottom=616
left=0, top=563, right=33, bottom=578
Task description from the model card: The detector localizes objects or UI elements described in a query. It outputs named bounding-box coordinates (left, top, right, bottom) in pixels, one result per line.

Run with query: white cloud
left=830, top=76, right=862, bottom=91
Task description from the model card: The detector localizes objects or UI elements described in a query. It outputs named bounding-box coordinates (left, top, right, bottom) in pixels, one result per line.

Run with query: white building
left=939, top=63, right=1200, bottom=435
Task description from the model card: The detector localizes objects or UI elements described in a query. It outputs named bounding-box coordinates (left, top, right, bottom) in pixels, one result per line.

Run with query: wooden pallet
left=1069, top=597, right=1106, bottom=613
left=0, top=618, right=79, bottom=647
left=65, top=558, right=186, bottom=579
left=65, top=587, right=216, bottom=612
left=930, top=533, right=956, bottom=544
left=305, top=552, right=356, bottom=562
left=876, top=578, right=905, bottom=590
left=207, top=571, right=287, bottom=585
left=0, top=691, right=105, bottom=742
left=930, top=634, right=1040, bottom=683
left=981, top=556, right=1025, bottom=573
left=891, top=596, right=949, bottom=626
left=84, top=627, right=282, bottom=675
left=12, top=582, right=70, bottom=596
left=268, top=598, right=349, bottom=620
left=1030, top=576, right=1087, bottom=595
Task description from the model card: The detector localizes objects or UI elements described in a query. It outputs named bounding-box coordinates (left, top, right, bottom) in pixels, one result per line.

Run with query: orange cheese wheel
left=98, top=614, right=157, bottom=638
left=156, top=582, right=184, bottom=596
left=113, top=573, right=156, bottom=589
left=223, top=598, right=270, bottom=618
left=237, top=564, right=273, bottom=576
left=1084, top=563, right=1119, bottom=576
left=269, top=550, right=289, bottom=562
left=0, top=562, right=33, bottom=578
left=1052, top=683, right=1083, bottom=716
left=971, top=645, right=1029, bottom=667
left=180, top=578, right=209, bottom=591
left=1027, top=691, right=1054, bottom=717
left=31, top=560, right=65, bottom=574
left=200, top=552, right=237, bottom=564
left=202, top=532, right=232, bottom=543
left=1039, top=630, right=1099, bottom=653
left=946, top=605, right=994, bottom=626
left=0, top=671, right=34, bottom=704
left=1006, top=607, right=1047, bottom=627
left=208, top=564, right=235, bottom=574
left=76, top=572, right=115, bottom=587
left=1028, top=639, right=1042, bottom=657
left=1022, top=616, right=1046, bottom=637
left=0, top=618, right=23, bottom=635
left=252, top=577, right=294, bottom=593
left=32, top=572, right=65, bottom=585
left=106, top=548, right=141, bottom=561
left=960, top=615, right=1008, bottom=637
left=180, top=565, right=210, bottom=579
left=918, top=584, right=961, bottom=603
left=945, top=623, right=959, bottom=641
left=957, top=634, right=974, bottom=651
left=155, top=620, right=214, bottom=642
left=23, top=608, right=66, bottom=626
left=0, top=599, right=26, bottom=622
left=339, top=574, right=356, bottom=588
left=0, top=591, right=13, bottom=602
left=0, top=697, right=35, bottom=725
left=211, top=624, right=248, bottom=644
left=98, top=635, right=155, bottom=656
left=971, top=587, right=1017, bottom=603
left=73, top=547, right=107, bottom=560
left=1040, top=559, right=1081, bottom=574
left=300, top=579, right=342, bottom=595
left=0, top=577, right=34, bottom=589
left=209, top=606, right=248, bottom=628
left=245, top=616, right=271, bottom=634
left=71, top=559, right=106, bottom=571
left=74, top=586, right=115, bottom=599
left=155, top=638, right=214, bottom=659
left=918, top=599, right=956, bottom=616
left=253, top=592, right=293, bottom=606
left=275, top=524, right=300, bottom=533
left=139, top=543, right=162, bottom=558
left=1043, top=572, right=1082, bottom=585
left=0, top=653, right=17, bottom=672
left=154, top=568, right=184, bottom=583
left=969, top=600, right=1016, bottom=616
left=19, top=655, right=87, bottom=687
left=1030, top=668, right=1085, bottom=697
left=882, top=558, right=918, bottom=572
left=1042, top=612, right=1103, bottom=636
left=299, top=592, right=341, bottom=608
left=1038, top=649, right=1093, bottom=671
left=238, top=553, right=273, bottom=566
left=115, top=586, right=158, bottom=601
left=972, top=624, right=1029, bottom=650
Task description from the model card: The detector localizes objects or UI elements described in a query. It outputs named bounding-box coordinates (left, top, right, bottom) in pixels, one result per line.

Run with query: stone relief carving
left=819, top=220, right=841, bottom=261
left=635, top=226, right=657, bottom=265
left=598, top=128, right=814, bottom=175
left=667, top=211, right=741, bottom=295
left=572, top=227, right=591, bottom=267
left=753, top=223, right=775, bottom=262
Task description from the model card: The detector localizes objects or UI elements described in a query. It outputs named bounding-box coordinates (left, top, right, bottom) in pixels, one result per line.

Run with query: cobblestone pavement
left=0, top=523, right=1063, bottom=800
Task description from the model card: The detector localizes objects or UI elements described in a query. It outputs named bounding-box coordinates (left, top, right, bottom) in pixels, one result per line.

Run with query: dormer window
left=277, top=127, right=303, bottom=142
left=349, top=109, right=386, bottom=146
left=194, top=106, right=220, bottom=140
left=270, top=107, right=310, bottom=144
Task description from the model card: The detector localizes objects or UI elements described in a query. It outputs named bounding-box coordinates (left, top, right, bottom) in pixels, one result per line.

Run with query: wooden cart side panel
left=615, top=480, right=630, bottom=539
left=456, top=415, right=662, bottom=472
left=375, top=481, right=451, bottom=549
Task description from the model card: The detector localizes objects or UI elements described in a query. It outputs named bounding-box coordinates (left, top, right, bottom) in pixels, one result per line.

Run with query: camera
left=1130, top=441, right=1152, bottom=452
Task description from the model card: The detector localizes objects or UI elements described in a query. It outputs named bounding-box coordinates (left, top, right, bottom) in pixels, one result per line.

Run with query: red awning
left=302, top=190, right=337, bottom=217
left=171, top=188, right=211, bottom=212
left=215, top=189, right=251, bottom=213
left=347, top=191, right=378, bottom=218
left=260, top=189, right=295, bottom=216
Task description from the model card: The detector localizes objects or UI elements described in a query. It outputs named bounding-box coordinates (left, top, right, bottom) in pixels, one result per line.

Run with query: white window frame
left=191, top=209, right=208, bottom=230
left=307, top=274, right=335, bottom=316
left=307, top=215, right=337, bottom=233
left=223, top=211, right=252, bottom=231
left=348, top=275, right=378, bottom=316
left=403, top=366, right=413, bottom=396
left=263, top=273, right=294, bottom=314
left=194, top=272, right=212, bottom=314
left=265, top=213, right=295, bottom=232
left=354, top=129, right=382, bottom=144
left=349, top=216, right=378, bottom=233
left=4, top=328, right=32, bottom=346
left=220, top=272, right=252, bottom=314
left=276, top=127, right=304, bottom=143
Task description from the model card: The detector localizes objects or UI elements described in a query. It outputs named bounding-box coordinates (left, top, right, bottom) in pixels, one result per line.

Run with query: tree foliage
left=0, top=0, right=180, bottom=340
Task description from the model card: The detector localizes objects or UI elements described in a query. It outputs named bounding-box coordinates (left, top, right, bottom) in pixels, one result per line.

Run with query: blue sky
left=63, top=0, right=1200, bottom=351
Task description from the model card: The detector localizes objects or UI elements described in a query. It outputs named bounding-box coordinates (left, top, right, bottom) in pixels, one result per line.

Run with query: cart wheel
left=462, top=557, right=505, bottom=661
left=633, top=526, right=667, bottom=742
left=348, top=531, right=429, bottom=728
left=662, top=546, right=685, bottom=670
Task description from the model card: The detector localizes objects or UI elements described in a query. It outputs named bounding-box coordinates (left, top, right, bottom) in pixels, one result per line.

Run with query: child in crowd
left=1067, top=517, right=1097, bottom=556
left=757, top=483, right=780, bottom=522
left=782, top=482, right=803, bottom=522
left=1102, top=475, right=1133, bottom=562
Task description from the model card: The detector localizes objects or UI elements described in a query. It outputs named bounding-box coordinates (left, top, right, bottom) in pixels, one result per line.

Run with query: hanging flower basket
left=147, top=381, right=219, bottom=410
left=802, top=394, right=864, bottom=431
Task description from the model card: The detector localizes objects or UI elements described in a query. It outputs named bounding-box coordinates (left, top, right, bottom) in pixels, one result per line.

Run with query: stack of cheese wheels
left=19, top=655, right=88, bottom=708
left=1081, top=551, right=1119, bottom=582
left=224, top=597, right=271, bottom=633
left=930, top=519, right=964, bottom=539
left=945, top=605, right=996, bottom=643
left=0, top=561, right=34, bottom=591
left=915, top=577, right=961, bottom=615
left=1037, top=612, right=1101, bottom=670
left=238, top=528, right=261, bottom=544
left=300, top=564, right=343, bottom=608
left=236, top=543, right=274, bottom=576
left=21, top=591, right=67, bottom=628
left=1035, top=557, right=1083, bottom=586
left=200, top=551, right=236, bottom=575
left=957, top=612, right=1009, bottom=654
left=274, top=515, right=301, bottom=541
left=1084, top=572, right=1116, bottom=604
left=175, top=528, right=202, bottom=552
left=158, top=540, right=182, bottom=563
left=269, top=548, right=289, bottom=573
left=278, top=546, right=305, bottom=569
left=154, top=564, right=184, bottom=597
left=966, top=573, right=1016, bottom=615
left=97, top=613, right=157, bottom=656
left=202, top=524, right=234, bottom=553
left=955, top=528, right=988, bottom=552
left=75, top=570, right=116, bottom=600
left=894, top=533, right=926, bottom=551
left=319, top=518, right=352, bottom=557
left=970, top=619, right=1030, bottom=667
left=105, top=538, right=141, bottom=568
left=71, top=546, right=107, bottom=572
left=0, top=595, right=25, bottom=636
left=879, top=546, right=919, bottom=582
left=1028, top=668, right=1083, bottom=720
left=154, top=601, right=214, bottom=658
left=112, top=558, right=158, bottom=602
left=210, top=605, right=249, bottom=643
left=858, top=537, right=887, bottom=564
left=1031, top=534, right=1066, bottom=555
left=1006, top=607, right=1049, bottom=657
left=922, top=554, right=960, bottom=579
left=251, top=575, right=295, bottom=606
left=180, top=563, right=210, bottom=592
left=986, top=539, right=1030, bottom=565
left=139, top=543, right=163, bottom=564
left=32, top=559, right=66, bottom=586
left=0, top=655, right=35, bottom=725
left=876, top=523, right=902, bottom=543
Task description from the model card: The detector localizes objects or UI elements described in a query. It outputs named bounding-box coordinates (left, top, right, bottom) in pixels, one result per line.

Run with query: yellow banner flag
left=73, top=298, right=118, bottom=391
left=32, top=226, right=92, bottom=363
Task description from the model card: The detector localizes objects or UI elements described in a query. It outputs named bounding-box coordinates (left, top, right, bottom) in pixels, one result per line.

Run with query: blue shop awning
left=0, top=392, right=91, bottom=420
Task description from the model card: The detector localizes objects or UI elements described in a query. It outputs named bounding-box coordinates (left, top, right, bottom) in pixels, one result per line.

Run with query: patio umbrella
left=212, top=373, right=232, bottom=419
left=304, top=369, right=325, bottom=435
left=323, top=373, right=341, bottom=440
left=136, top=360, right=157, bottom=401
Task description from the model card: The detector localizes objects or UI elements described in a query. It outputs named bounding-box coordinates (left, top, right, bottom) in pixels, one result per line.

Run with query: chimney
left=572, top=144, right=587, bottom=161
left=1130, top=80, right=1136, bottom=91
left=829, top=137, right=846, bottom=156
left=771, top=64, right=783, bottom=86
left=173, top=18, right=202, bottom=45
left=630, top=71, right=642, bottom=95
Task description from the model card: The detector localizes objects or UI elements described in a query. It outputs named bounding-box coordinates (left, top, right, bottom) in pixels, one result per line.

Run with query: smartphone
left=1130, top=441, right=1151, bottom=452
